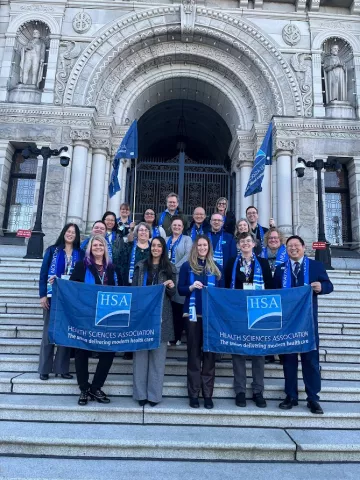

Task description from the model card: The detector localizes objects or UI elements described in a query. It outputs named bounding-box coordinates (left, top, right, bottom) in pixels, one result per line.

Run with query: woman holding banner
left=178, top=235, right=223, bottom=409
left=38, top=223, right=83, bottom=381
left=70, top=235, right=123, bottom=406
left=225, top=231, right=272, bottom=409
left=166, top=216, right=192, bottom=346
left=132, top=236, right=176, bottom=406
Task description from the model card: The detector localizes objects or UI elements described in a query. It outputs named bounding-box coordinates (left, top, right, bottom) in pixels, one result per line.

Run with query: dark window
left=325, top=166, right=352, bottom=246
left=3, top=150, right=37, bottom=232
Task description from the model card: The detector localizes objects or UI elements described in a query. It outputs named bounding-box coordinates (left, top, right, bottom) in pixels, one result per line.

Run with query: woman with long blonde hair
left=214, top=197, right=236, bottom=235
left=178, top=235, right=223, bottom=410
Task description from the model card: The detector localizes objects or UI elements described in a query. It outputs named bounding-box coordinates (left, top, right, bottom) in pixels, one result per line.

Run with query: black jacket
left=225, top=256, right=273, bottom=290
left=70, top=261, right=123, bottom=286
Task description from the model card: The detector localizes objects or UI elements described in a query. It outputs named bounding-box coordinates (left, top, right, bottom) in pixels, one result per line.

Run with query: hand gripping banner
left=49, top=279, right=164, bottom=352
left=202, top=286, right=316, bottom=356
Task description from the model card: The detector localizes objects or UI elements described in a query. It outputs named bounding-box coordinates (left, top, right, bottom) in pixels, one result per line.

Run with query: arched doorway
left=131, top=99, right=232, bottom=216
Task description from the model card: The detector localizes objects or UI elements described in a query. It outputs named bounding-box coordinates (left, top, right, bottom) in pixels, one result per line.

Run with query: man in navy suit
left=273, top=235, right=333, bottom=414
left=208, top=213, right=237, bottom=270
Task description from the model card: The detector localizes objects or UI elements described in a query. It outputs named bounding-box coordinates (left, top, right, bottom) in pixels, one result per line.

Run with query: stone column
left=239, top=160, right=253, bottom=216
left=67, top=130, right=91, bottom=230
left=257, top=165, right=271, bottom=227
left=0, top=34, right=15, bottom=101
left=312, top=52, right=325, bottom=117
left=275, top=140, right=296, bottom=236
left=42, top=37, right=60, bottom=104
left=0, top=141, right=14, bottom=230
left=87, top=147, right=108, bottom=228
left=347, top=157, right=360, bottom=248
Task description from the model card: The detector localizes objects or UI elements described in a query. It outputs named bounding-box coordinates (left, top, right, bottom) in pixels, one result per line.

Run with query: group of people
left=38, top=193, right=333, bottom=414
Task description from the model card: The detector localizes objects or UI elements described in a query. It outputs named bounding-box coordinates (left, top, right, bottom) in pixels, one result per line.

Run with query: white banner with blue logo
left=202, top=286, right=316, bottom=355
left=49, top=279, right=164, bottom=352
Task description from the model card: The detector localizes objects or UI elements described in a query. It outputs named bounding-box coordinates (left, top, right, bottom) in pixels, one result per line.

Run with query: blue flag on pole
left=202, top=285, right=316, bottom=356
left=108, top=120, right=138, bottom=198
left=48, top=278, right=164, bottom=352
left=244, top=122, right=272, bottom=197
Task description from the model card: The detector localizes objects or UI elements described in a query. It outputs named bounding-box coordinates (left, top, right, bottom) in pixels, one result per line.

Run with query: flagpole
left=132, top=157, right=137, bottom=221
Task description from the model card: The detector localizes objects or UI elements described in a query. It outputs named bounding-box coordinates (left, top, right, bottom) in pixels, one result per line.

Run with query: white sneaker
left=175, top=340, right=182, bottom=346
left=167, top=341, right=171, bottom=346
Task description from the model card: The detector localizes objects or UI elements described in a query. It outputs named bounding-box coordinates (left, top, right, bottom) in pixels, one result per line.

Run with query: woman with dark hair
left=214, top=197, right=236, bottom=236
left=102, top=211, right=118, bottom=261
left=131, top=236, right=176, bottom=406
left=178, top=235, right=223, bottom=409
left=166, top=216, right=192, bottom=346
left=140, top=209, right=166, bottom=239
left=38, top=223, right=83, bottom=381
left=70, top=235, right=123, bottom=406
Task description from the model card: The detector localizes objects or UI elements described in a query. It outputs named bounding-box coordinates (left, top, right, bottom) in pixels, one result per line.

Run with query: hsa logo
left=95, top=292, right=132, bottom=328
left=247, top=295, right=282, bottom=330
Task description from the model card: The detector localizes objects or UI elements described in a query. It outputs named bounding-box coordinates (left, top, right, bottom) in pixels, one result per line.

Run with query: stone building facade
left=0, top=0, right=359, bottom=250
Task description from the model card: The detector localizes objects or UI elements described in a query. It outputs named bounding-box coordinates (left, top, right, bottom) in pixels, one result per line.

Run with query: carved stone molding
left=91, top=137, right=110, bottom=152
left=351, top=1, right=360, bottom=14
left=183, top=0, right=195, bottom=13
left=236, top=151, right=253, bottom=169
left=20, top=4, right=54, bottom=12
left=290, top=53, right=313, bottom=117
left=295, top=0, right=306, bottom=12
left=282, top=24, right=301, bottom=46
left=275, top=139, right=297, bottom=153
left=181, top=0, right=196, bottom=42
left=70, top=129, right=91, bottom=142
left=72, top=11, right=92, bottom=34
left=55, top=41, right=82, bottom=105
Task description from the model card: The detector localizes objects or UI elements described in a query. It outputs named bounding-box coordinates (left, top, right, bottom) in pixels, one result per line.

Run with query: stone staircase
left=0, top=258, right=360, bottom=473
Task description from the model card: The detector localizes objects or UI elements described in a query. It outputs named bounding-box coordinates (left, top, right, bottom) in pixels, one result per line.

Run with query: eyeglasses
left=138, top=228, right=149, bottom=233
left=212, top=219, right=223, bottom=222
left=268, top=236, right=280, bottom=241
left=239, top=240, right=253, bottom=245
left=145, top=212, right=155, bottom=216
left=217, top=202, right=227, bottom=206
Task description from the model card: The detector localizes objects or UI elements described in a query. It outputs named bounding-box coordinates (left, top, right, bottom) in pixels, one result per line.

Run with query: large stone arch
left=63, top=6, right=303, bottom=118
left=7, top=12, right=61, bottom=36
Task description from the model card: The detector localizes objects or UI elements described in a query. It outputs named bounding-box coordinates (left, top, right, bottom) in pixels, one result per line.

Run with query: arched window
left=3, top=150, right=37, bottom=233
left=325, top=166, right=352, bottom=247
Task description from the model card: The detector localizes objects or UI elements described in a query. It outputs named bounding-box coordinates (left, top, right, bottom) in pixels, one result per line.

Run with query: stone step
left=0, top=266, right=40, bottom=275
left=0, top=304, right=41, bottom=314
left=9, top=373, right=360, bottom=401
left=0, top=421, right=295, bottom=461
left=0, top=257, right=42, bottom=265
left=0, top=285, right=38, bottom=294
left=0, top=295, right=39, bottom=304
left=0, top=314, right=43, bottom=326
left=0, top=395, right=359, bottom=430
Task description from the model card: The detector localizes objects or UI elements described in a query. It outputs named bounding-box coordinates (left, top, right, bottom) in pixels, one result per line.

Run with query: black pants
left=75, top=349, right=115, bottom=392
left=172, top=302, right=185, bottom=343
left=185, top=316, right=216, bottom=398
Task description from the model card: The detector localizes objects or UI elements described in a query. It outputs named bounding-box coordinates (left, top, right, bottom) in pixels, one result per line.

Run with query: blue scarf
left=231, top=253, right=264, bottom=290
left=84, top=265, right=108, bottom=285
left=208, top=231, right=223, bottom=266
left=258, top=224, right=265, bottom=248
left=261, top=244, right=288, bottom=266
left=128, top=239, right=150, bottom=283
left=153, top=226, right=161, bottom=238
left=189, top=268, right=215, bottom=322
left=191, top=224, right=203, bottom=241
left=282, top=256, right=310, bottom=288
left=167, top=234, right=183, bottom=264
left=47, top=247, right=80, bottom=295
left=159, top=209, right=178, bottom=227
left=105, top=231, right=116, bottom=261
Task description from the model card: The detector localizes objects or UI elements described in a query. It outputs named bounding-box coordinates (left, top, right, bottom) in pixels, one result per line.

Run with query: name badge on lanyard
left=243, top=283, right=264, bottom=290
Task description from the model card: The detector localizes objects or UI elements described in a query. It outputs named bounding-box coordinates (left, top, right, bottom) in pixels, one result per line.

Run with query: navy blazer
left=273, top=258, right=334, bottom=325
left=178, top=260, right=224, bottom=316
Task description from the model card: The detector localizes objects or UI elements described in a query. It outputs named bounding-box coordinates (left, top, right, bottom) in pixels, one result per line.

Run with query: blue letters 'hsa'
left=247, top=294, right=282, bottom=330
left=95, top=292, right=132, bottom=327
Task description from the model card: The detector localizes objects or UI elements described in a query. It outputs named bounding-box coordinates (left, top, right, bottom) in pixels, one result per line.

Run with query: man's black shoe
left=265, top=355, right=276, bottom=364
left=204, top=398, right=214, bottom=409
left=89, top=388, right=110, bottom=403
left=307, top=400, right=324, bottom=414
left=279, top=396, right=298, bottom=410
left=189, top=397, right=200, bottom=408
left=235, top=392, right=246, bottom=407
left=252, top=393, right=267, bottom=408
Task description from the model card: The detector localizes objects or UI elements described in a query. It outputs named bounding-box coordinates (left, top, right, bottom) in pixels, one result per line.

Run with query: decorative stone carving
left=282, top=24, right=301, bottom=46
left=323, top=44, right=347, bottom=103
left=295, top=0, right=306, bottom=12
left=290, top=53, right=313, bottom=117
left=70, top=129, right=91, bottom=141
left=236, top=151, right=253, bottom=169
left=181, top=0, right=196, bottom=42
left=20, top=4, right=54, bottom=12
left=275, top=139, right=297, bottom=153
left=19, top=29, right=46, bottom=87
left=55, top=41, right=82, bottom=105
left=72, top=11, right=92, bottom=34
left=91, top=137, right=110, bottom=151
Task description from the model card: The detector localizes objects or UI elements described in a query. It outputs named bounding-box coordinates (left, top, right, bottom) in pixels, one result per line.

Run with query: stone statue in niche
left=19, top=29, right=46, bottom=87
left=323, top=44, right=347, bottom=103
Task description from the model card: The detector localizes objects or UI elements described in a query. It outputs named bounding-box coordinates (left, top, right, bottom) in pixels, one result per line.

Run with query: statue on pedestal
left=19, top=29, right=46, bottom=88
left=323, top=45, right=347, bottom=103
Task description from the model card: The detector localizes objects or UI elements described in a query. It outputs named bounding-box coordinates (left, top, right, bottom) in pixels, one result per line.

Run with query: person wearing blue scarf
left=208, top=213, right=237, bottom=269
left=140, top=209, right=166, bottom=239
left=246, top=206, right=274, bottom=250
left=274, top=235, right=333, bottom=415
left=116, top=203, right=135, bottom=240
left=225, top=232, right=273, bottom=409
left=178, top=235, right=223, bottom=410
left=70, top=235, right=123, bottom=406
left=158, top=192, right=188, bottom=236
left=166, top=216, right=192, bottom=346
left=186, top=207, right=211, bottom=240
left=80, top=221, right=106, bottom=251
left=102, top=211, right=118, bottom=261
left=38, top=223, right=84, bottom=381
left=214, top=197, right=236, bottom=235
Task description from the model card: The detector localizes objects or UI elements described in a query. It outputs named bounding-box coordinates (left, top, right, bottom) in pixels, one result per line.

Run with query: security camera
left=295, top=161, right=305, bottom=178
left=60, top=152, right=70, bottom=167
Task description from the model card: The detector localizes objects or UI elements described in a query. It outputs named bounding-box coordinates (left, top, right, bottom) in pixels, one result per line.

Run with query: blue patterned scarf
left=153, top=226, right=161, bottom=238
left=189, top=268, right=215, bottom=322
left=208, top=231, right=223, bottom=266
left=231, top=253, right=264, bottom=290
left=261, top=244, right=288, bottom=266
left=191, top=224, right=203, bottom=241
left=128, top=239, right=150, bottom=283
left=159, top=209, right=178, bottom=227
left=167, top=235, right=183, bottom=264
left=105, top=231, right=116, bottom=261
left=47, top=247, right=80, bottom=295
left=282, top=256, right=309, bottom=288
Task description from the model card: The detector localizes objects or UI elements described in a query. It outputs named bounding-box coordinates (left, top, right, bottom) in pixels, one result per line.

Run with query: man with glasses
left=274, top=235, right=333, bottom=415
left=158, top=193, right=188, bottom=236
left=246, top=206, right=275, bottom=250
left=187, top=207, right=210, bottom=240
left=208, top=213, right=236, bottom=270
